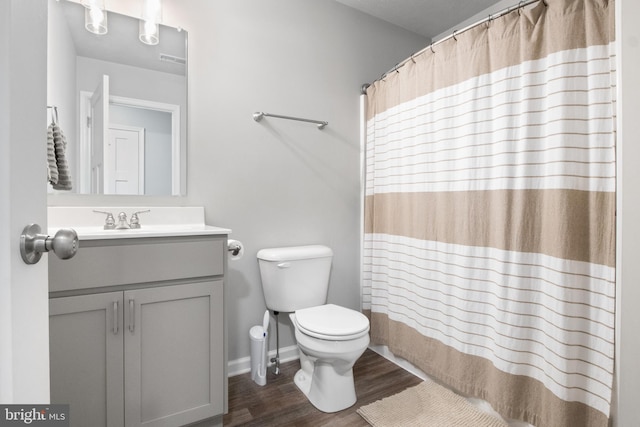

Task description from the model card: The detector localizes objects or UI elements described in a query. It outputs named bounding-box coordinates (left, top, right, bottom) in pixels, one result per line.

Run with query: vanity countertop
left=58, top=224, right=231, bottom=240
left=48, top=206, right=231, bottom=240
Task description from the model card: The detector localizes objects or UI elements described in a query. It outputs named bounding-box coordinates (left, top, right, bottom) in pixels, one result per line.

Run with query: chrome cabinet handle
left=113, top=301, right=119, bottom=335
left=129, top=299, right=135, bottom=333
left=20, top=224, right=79, bottom=265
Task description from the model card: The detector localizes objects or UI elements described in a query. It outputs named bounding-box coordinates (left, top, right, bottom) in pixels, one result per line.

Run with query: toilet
left=257, top=245, right=370, bottom=413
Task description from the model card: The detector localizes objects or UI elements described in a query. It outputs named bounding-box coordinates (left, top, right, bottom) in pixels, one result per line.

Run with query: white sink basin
left=48, top=206, right=231, bottom=240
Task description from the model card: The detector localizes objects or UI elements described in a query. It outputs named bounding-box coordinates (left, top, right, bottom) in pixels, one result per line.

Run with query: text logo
left=0, top=405, right=69, bottom=426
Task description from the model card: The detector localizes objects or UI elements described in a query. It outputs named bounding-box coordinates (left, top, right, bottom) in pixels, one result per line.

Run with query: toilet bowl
left=257, top=245, right=371, bottom=412
left=289, top=304, right=370, bottom=412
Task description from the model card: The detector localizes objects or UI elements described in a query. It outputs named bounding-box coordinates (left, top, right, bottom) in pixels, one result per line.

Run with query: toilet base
left=293, top=368, right=312, bottom=395
left=292, top=362, right=357, bottom=413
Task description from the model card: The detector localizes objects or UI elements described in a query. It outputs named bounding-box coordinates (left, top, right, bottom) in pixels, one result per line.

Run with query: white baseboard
left=227, top=344, right=423, bottom=379
left=228, top=344, right=425, bottom=379
left=227, top=345, right=299, bottom=377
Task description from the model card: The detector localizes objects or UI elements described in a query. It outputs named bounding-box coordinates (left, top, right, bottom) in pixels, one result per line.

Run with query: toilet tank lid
left=257, top=245, right=333, bottom=262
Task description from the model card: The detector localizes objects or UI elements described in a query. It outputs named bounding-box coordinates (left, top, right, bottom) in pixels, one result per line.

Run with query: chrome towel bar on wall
left=253, top=112, right=328, bottom=130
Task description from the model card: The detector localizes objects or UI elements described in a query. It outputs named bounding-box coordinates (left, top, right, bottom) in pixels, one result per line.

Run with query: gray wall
left=49, top=0, right=428, bottom=361
left=76, top=56, right=186, bottom=113
left=184, top=0, right=428, bottom=360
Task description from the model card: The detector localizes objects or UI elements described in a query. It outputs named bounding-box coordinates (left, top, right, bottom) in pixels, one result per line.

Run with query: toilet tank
left=257, top=245, right=333, bottom=313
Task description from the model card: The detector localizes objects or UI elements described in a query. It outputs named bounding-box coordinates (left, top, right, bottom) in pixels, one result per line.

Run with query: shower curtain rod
left=362, top=0, right=544, bottom=93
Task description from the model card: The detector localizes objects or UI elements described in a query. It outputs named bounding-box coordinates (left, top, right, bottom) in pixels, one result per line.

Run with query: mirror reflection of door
left=89, top=74, right=109, bottom=194
left=81, top=75, right=177, bottom=195
left=110, top=104, right=173, bottom=196
left=106, top=125, right=145, bottom=195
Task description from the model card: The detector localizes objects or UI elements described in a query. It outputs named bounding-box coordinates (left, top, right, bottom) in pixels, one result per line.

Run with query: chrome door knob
left=48, top=228, right=79, bottom=260
left=20, top=224, right=79, bottom=265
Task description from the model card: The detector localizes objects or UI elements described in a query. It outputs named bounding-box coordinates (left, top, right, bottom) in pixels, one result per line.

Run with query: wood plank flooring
left=223, top=349, right=423, bottom=426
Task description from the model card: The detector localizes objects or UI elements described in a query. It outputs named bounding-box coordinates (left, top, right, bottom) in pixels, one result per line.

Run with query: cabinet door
left=124, top=281, right=223, bottom=427
left=50, top=292, right=125, bottom=427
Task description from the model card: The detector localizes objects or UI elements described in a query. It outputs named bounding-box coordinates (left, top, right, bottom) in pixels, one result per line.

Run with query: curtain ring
left=486, top=14, right=493, bottom=27
left=518, top=1, right=524, bottom=15
left=430, top=43, right=435, bottom=54
left=452, top=30, right=458, bottom=41
left=410, top=54, right=416, bottom=64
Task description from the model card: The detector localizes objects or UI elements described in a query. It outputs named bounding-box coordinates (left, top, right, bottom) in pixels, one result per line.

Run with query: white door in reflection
left=106, top=125, right=145, bottom=195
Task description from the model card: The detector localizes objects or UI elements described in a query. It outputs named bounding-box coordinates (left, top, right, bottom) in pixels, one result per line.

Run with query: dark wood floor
left=223, top=349, right=423, bottom=426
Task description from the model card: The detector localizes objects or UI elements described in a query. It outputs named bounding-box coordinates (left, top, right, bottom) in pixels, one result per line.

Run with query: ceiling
left=334, top=0, right=502, bottom=40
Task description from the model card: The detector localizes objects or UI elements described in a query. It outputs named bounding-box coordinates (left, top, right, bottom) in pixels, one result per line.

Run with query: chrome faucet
left=116, top=212, right=130, bottom=229
left=94, top=209, right=151, bottom=230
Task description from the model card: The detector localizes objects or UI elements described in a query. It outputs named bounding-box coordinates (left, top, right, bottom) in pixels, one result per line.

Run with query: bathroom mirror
left=47, top=0, right=187, bottom=196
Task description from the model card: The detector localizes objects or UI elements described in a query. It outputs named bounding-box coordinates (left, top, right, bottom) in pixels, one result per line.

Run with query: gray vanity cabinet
left=50, top=292, right=125, bottom=427
left=49, top=236, right=226, bottom=427
left=123, top=281, right=223, bottom=427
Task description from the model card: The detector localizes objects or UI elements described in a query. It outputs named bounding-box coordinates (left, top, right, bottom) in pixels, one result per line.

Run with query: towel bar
left=253, top=112, right=328, bottom=130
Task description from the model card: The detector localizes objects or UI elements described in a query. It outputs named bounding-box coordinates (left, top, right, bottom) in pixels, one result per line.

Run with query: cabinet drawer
left=49, top=237, right=225, bottom=292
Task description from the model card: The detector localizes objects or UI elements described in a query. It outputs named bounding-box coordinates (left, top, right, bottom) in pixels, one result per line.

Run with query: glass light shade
left=139, top=0, right=162, bottom=45
left=83, top=0, right=108, bottom=35
left=139, top=19, right=159, bottom=45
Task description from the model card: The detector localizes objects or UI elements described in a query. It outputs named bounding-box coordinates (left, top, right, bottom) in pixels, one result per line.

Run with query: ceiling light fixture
left=83, top=0, right=108, bottom=35
left=139, top=0, right=162, bottom=45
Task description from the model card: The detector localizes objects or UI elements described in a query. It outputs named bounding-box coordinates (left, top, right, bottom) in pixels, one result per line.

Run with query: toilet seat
left=295, top=304, right=369, bottom=341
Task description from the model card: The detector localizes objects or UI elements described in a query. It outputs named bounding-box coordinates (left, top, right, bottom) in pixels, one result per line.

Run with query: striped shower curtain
left=362, top=0, right=616, bottom=426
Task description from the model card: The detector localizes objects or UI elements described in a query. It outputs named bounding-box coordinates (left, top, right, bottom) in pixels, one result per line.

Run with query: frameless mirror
left=47, top=0, right=187, bottom=196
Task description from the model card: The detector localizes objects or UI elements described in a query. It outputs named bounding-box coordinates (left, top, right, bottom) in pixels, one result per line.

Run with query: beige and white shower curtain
left=362, top=0, right=616, bottom=426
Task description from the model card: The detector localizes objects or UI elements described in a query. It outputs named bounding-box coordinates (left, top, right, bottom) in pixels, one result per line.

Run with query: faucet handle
left=129, top=209, right=150, bottom=229
left=93, top=210, right=116, bottom=230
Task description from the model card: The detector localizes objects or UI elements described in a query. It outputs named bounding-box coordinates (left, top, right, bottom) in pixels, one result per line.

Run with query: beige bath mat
left=357, top=381, right=509, bottom=427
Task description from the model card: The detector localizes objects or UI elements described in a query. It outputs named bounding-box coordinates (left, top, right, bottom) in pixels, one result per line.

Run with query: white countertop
left=48, top=206, right=232, bottom=240
left=61, top=224, right=231, bottom=240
